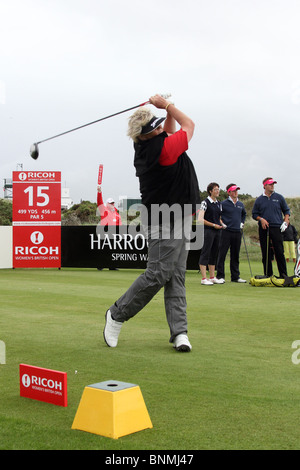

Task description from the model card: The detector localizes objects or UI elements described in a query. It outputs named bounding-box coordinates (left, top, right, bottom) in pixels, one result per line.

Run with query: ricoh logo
left=21, top=373, right=62, bottom=391
left=31, top=231, right=44, bottom=245
left=22, top=374, right=31, bottom=388
left=18, top=172, right=56, bottom=181
left=15, top=246, right=59, bottom=255
left=15, top=231, right=59, bottom=257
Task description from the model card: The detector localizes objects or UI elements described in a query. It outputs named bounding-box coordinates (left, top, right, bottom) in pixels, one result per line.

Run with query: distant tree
left=61, top=200, right=98, bottom=225
left=199, top=189, right=253, bottom=201
left=0, top=199, right=12, bottom=225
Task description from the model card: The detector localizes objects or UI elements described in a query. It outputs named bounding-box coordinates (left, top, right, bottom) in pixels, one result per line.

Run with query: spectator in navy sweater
left=252, top=177, right=290, bottom=277
left=216, top=184, right=247, bottom=283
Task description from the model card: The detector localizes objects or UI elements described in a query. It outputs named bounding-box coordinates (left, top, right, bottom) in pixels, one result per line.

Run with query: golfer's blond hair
left=127, top=107, right=154, bottom=143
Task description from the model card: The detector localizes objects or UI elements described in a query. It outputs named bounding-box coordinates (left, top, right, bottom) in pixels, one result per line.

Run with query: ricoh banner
left=12, top=171, right=61, bottom=268
left=19, top=363, right=67, bottom=407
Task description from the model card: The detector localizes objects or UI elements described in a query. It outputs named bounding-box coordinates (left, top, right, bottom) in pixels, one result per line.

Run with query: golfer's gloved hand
left=240, top=223, right=244, bottom=229
left=280, top=222, right=288, bottom=232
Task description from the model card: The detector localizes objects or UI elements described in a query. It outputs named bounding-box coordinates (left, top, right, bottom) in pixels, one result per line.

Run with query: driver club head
left=30, top=143, right=39, bottom=160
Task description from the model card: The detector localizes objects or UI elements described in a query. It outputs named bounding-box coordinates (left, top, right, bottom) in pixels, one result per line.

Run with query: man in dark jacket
left=216, top=184, right=247, bottom=283
left=252, top=177, right=290, bottom=277
left=103, top=94, right=200, bottom=352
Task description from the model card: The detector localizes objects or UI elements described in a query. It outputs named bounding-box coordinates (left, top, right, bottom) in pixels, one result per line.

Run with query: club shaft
left=242, top=230, right=253, bottom=277
left=266, top=226, right=270, bottom=276
left=36, top=100, right=150, bottom=145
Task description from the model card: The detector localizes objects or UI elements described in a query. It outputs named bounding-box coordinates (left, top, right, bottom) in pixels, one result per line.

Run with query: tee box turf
left=71, top=380, right=153, bottom=439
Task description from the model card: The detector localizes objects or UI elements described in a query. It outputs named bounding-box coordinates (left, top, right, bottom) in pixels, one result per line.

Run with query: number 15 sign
left=13, top=171, right=61, bottom=268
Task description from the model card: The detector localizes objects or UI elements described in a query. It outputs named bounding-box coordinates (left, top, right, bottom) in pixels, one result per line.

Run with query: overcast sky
left=1, top=0, right=300, bottom=205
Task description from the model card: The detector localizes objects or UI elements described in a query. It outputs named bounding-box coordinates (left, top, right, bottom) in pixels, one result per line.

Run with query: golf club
left=30, top=94, right=171, bottom=160
left=242, top=230, right=253, bottom=278
left=254, top=225, right=271, bottom=280
left=265, top=225, right=270, bottom=276
left=295, top=239, right=300, bottom=276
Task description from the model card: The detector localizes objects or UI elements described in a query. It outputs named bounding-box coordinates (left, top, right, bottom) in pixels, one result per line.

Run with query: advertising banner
left=61, top=226, right=201, bottom=270
left=12, top=171, right=61, bottom=268
left=20, top=364, right=68, bottom=407
left=13, top=225, right=61, bottom=268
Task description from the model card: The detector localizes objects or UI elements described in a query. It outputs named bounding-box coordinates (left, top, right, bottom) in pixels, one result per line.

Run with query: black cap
left=141, top=116, right=166, bottom=135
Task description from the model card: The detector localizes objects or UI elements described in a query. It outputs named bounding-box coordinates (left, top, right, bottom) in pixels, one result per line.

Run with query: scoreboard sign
left=13, top=171, right=61, bottom=268
left=13, top=171, right=61, bottom=222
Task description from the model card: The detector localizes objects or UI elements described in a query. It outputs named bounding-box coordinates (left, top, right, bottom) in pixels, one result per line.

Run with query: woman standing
left=198, top=182, right=224, bottom=285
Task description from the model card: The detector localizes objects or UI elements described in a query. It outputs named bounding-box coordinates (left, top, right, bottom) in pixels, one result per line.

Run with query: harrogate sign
left=61, top=225, right=202, bottom=270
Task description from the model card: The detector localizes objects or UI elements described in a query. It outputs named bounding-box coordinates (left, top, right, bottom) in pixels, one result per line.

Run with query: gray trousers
left=110, top=220, right=191, bottom=343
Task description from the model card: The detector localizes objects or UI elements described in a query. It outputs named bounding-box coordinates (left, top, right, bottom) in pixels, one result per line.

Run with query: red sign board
left=98, top=164, right=103, bottom=185
left=13, top=171, right=61, bottom=223
left=13, top=225, right=61, bottom=268
left=12, top=171, right=61, bottom=268
left=20, top=364, right=68, bottom=407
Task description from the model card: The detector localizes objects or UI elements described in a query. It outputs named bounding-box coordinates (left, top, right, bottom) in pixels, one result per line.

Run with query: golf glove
left=280, top=222, right=288, bottom=232
left=240, top=223, right=244, bottom=229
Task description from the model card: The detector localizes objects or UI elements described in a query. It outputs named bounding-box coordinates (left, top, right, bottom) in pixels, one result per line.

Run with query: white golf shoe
left=201, top=278, right=214, bottom=285
left=103, top=310, right=123, bottom=347
left=211, top=277, right=225, bottom=284
left=173, top=334, right=192, bottom=352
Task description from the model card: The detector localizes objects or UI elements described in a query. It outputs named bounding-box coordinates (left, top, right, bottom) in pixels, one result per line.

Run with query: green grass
left=0, top=261, right=300, bottom=450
